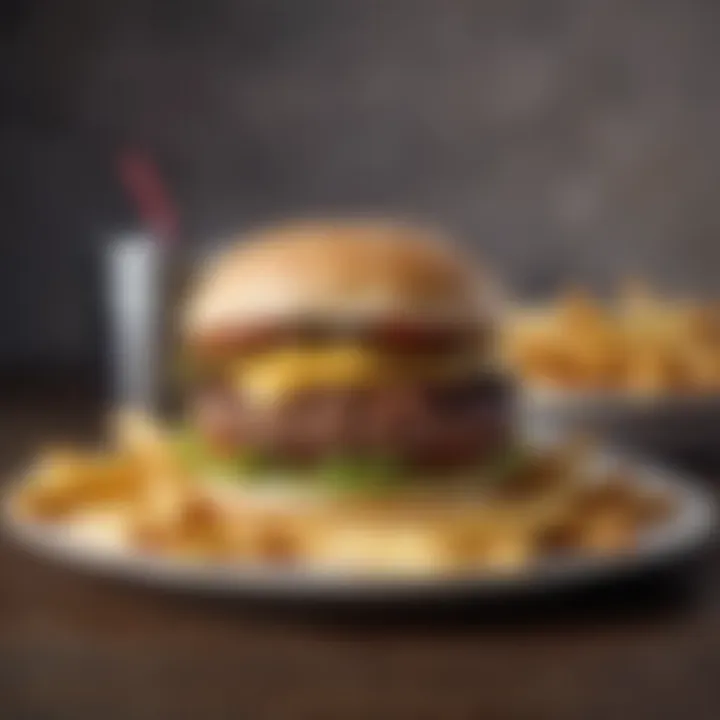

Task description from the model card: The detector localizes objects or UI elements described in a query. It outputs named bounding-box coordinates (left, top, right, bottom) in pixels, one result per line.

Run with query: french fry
left=12, top=449, right=139, bottom=521
left=111, top=409, right=199, bottom=547
left=482, top=529, right=535, bottom=571
left=507, top=281, right=720, bottom=393
left=556, top=287, right=608, bottom=332
left=111, top=409, right=187, bottom=480
left=577, top=511, right=637, bottom=554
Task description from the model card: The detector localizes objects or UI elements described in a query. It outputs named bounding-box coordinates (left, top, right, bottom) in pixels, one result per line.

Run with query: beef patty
left=191, top=375, right=512, bottom=469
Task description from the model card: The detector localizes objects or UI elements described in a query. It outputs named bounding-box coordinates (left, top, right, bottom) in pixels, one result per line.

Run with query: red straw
left=117, top=148, right=179, bottom=244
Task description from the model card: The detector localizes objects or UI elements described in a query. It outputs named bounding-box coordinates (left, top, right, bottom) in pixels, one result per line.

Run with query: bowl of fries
left=504, top=281, right=720, bottom=451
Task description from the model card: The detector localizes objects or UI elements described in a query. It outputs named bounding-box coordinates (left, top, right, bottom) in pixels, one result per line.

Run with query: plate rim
left=521, top=384, right=720, bottom=410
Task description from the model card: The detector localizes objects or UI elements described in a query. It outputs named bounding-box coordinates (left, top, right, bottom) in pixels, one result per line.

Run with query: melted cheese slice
left=233, top=346, right=474, bottom=404
left=235, top=346, right=381, bottom=403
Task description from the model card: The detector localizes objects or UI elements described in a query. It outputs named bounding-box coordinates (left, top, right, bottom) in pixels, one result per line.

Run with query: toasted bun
left=182, top=219, right=498, bottom=338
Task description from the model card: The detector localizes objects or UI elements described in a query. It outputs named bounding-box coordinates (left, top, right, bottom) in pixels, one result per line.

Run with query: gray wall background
left=1, top=0, right=719, bottom=371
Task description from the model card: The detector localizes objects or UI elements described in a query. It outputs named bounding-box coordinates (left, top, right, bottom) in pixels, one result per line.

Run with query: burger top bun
left=182, top=219, right=499, bottom=337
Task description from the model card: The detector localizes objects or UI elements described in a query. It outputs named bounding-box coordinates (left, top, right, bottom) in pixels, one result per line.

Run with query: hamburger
left=178, top=220, right=513, bottom=495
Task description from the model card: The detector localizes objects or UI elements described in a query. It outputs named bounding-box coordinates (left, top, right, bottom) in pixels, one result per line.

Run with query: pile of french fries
left=504, top=281, right=720, bottom=395
left=7, top=411, right=675, bottom=575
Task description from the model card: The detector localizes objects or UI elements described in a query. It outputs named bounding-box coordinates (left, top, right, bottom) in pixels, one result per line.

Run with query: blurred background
left=2, top=7, right=720, bottom=719
left=1, top=0, right=720, bottom=384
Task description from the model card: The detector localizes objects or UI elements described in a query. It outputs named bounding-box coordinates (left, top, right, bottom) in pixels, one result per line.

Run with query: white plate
left=3, top=452, right=716, bottom=601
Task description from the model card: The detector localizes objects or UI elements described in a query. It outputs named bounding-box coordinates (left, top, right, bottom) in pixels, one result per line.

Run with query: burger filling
left=179, top=334, right=513, bottom=489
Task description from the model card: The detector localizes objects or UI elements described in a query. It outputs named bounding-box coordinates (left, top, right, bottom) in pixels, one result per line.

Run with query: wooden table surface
left=1, top=387, right=718, bottom=720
